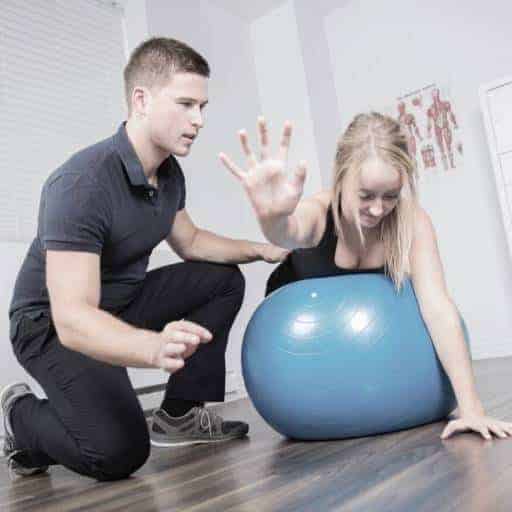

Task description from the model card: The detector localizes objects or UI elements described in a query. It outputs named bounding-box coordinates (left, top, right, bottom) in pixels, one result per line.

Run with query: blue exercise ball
left=242, top=274, right=469, bottom=440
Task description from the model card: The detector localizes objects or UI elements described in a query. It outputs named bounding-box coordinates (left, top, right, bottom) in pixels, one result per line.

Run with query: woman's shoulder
left=411, top=203, right=437, bottom=246
left=297, top=189, right=331, bottom=219
left=412, top=204, right=434, bottom=230
left=308, top=190, right=332, bottom=210
left=294, top=190, right=332, bottom=248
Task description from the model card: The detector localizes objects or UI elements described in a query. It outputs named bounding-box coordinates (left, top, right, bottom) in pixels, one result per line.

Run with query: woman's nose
left=369, top=200, right=383, bottom=216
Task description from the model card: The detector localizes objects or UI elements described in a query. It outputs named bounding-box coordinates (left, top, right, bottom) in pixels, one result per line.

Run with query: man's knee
left=203, top=262, right=245, bottom=300
left=220, top=265, right=245, bottom=314
left=226, top=264, right=245, bottom=297
left=85, top=428, right=150, bottom=481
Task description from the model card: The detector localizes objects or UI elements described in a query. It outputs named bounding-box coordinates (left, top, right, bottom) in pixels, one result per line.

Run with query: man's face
left=145, top=72, right=209, bottom=157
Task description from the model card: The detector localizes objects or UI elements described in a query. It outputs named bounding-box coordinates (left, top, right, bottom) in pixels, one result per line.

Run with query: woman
left=220, top=112, right=512, bottom=441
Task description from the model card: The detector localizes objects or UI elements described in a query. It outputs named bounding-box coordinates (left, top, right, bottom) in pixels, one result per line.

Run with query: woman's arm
left=410, top=206, right=512, bottom=440
left=220, top=118, right=328, bottom=249
left=257, top=192, right=329, bottom=249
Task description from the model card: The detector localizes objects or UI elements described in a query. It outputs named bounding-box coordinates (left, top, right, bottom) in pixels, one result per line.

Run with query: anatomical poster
left=387, top=84, right=464, bottom=177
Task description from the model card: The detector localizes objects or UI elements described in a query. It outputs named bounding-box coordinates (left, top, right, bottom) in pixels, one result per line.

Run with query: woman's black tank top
left=265, top=205, right=385, bottom=295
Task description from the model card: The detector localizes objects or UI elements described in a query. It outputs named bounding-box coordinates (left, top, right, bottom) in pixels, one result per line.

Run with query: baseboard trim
left=138, top=386, right=243, bottom=417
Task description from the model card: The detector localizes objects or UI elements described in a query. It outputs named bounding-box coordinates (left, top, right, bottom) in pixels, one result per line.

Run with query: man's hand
left=219, top=117, right=307, bottom=220
left=255, top=242, right=290, bottom=263
left=150, top=320, right=213, bottom=373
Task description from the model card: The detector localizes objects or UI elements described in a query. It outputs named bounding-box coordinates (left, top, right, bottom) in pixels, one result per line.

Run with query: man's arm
left=166, top=209, right=287, bottom=264
left=47, top=250, right=209, bottom=371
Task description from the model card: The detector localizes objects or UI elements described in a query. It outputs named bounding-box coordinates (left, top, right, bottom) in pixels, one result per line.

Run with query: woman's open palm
left=219, top=117, right=307, bottom=218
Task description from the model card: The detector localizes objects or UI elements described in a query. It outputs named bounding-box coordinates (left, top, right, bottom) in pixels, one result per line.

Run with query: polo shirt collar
left=114, top=123, right=170, bottom=188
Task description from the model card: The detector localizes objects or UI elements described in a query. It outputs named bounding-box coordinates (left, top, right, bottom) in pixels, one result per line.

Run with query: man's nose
left=191, top=106, right=204, bottom=129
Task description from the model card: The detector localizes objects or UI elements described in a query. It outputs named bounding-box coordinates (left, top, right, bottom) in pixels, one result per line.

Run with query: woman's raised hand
left=219, top=117, right=307, bottom=219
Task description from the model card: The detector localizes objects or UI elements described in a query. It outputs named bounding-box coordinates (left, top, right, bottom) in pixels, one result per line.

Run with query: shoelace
left=198, top=408, right=222, bottom=437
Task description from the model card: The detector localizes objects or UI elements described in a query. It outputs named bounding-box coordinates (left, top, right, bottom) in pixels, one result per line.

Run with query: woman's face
left=342, top=157, right=402, bottom=230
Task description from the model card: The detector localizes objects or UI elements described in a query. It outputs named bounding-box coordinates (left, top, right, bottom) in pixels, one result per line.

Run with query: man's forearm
left=187, top=229, right=266, bottom=264
left=55, top=304, right=159, bottom=368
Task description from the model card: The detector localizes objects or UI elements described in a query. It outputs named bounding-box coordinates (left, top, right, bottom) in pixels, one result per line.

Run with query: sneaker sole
left=150, top=433, right=247, bottom=448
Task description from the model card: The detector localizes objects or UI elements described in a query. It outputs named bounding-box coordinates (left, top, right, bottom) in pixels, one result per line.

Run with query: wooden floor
left=1, top=357, right=512, bottom=512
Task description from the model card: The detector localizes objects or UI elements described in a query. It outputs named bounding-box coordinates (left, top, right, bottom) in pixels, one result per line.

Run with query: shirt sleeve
left=41, top=173, right=111, bottom=254
left=170, top=156, right=186, bottom=210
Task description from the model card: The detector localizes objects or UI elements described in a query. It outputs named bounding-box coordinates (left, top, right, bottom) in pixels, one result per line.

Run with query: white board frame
left=480, top=75, right=512, bottom=262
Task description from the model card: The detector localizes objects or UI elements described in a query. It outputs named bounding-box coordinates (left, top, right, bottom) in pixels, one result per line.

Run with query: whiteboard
left=480, top=76, right=512, bottom=261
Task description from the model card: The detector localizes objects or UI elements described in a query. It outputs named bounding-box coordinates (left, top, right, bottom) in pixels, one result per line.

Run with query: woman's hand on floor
left=441, top=414, right=512, bottom=440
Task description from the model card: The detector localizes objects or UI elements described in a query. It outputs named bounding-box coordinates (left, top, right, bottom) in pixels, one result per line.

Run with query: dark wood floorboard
left=1, top=357, right=511, bottom=511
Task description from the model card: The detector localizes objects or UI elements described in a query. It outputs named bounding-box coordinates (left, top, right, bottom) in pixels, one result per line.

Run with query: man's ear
left=131, top=86, right=150, bottom=118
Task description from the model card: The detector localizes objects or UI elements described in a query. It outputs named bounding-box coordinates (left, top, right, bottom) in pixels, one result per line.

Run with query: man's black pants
left=8, top=261, right=245, bottom=481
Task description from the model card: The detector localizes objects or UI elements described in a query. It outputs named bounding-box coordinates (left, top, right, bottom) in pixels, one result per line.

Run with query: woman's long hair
left=331, top=112, right=418, bottom=290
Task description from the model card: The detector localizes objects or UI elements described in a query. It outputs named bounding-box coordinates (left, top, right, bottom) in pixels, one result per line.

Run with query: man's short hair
left=124, top=37, right=210, bottom=113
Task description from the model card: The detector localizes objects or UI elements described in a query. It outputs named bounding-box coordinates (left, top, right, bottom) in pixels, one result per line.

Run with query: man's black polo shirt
left=9, top=123, right=186, bottom=318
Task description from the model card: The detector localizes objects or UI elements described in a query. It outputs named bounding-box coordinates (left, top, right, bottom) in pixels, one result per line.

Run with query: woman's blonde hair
left=331, top=112, right=418, bottom=290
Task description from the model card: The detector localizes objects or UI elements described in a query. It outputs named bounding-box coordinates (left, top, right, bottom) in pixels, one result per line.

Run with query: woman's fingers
left=277, top=121, right=292, bottom=162
left=219, top=152, right=245, bottom=181
left=239, top=129, right=258, bottom=167
left=225, top=116, right=296, bottom=180
left=442, top=416, right=512, bottom=441
left=291, top=160, right=307, bottom=191
left=488, top=424, right=508, bottom=439
left=477, top=426, right=492, bottom=440
left=258, top=116, right=270, bottom=160
left=440, top=420, right=458, bottom=439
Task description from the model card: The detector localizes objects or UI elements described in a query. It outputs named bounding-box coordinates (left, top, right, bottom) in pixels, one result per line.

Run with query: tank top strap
left=319, top=203, right=337, bottom=249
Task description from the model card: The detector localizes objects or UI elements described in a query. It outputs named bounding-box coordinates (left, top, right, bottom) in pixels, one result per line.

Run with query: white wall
left=144, top=0, right=273, bottom=395
left=0, top=0, right=127, bottom=398
left=250, top=0, right=322, bottom=195
left=325, top=0, right=512, bottom=358
left=3, top=0, right=511, bottom=408
left=293, top=0, right=348, bottom=186
left=121, top=0, right=149, bottom=57
left=144, top=0, right=326, bottom=396
left=1, top=245, right=45, bottom=397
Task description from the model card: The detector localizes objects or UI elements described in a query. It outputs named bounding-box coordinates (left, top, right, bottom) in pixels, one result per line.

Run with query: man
left=1, top=37, right=286, bottom=481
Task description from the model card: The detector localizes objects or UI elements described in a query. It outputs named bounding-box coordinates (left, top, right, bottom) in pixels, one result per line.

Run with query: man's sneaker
left=150, top=406, right=249, bottom=447
left=1, top=382, right=49, bottom=478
